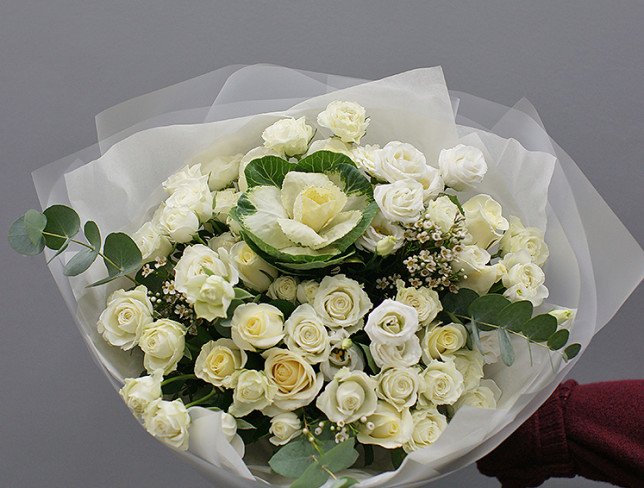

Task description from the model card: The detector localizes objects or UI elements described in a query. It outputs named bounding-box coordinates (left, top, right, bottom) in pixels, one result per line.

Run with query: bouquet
left=10, top=65, right=643, bottom=487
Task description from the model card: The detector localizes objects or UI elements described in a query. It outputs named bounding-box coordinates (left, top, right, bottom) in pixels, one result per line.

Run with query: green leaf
left=43, top=205, right=80, bottom=250
left=391, top=448, right=407, bottom=470
left=183, top=344, right=193, bottom=360
left=442, top=288, right=479, bottom=316
left=497, top=329, right=515, bottom=366
left=441, top=193, right=464, bottom=214
left=464, top=320, right=482, bottom=353
left=296, top=151, right=356, bottom=173
left=468, top=294, right=511, bottom=331
left=63, top=221, right=102, bottom=276
left=234, top=287, right=255, bottom=300
left=269, top=437, right=318, bottom=478
left=318, top=438, right=359, bottom=472
left=547, top=329, right=570, bottom=350
left=497, top=301, right=533, bottom=332
left=269, top=299, right=297, bottom=318
left=521, top=314, right=558, bottom=342
left=331, top=477, right=359, bottom=488
left=563, top=343, right=582, bottom=361
left=88, top=232, right=142, bottom=287
left=357, top=342, right=379, bottom=374
left=8, top=209, right=47, bottom=255
left=244, top=156, right=292, bottom=188
left=235, top=418, right=257, bottom=430
left=83, top=220, right=101, bottom=248
left=290, top=462, right=328, bottom=488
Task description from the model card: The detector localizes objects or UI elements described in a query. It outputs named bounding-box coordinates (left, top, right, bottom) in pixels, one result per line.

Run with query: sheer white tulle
left=32, top=65, right=643, bottom=488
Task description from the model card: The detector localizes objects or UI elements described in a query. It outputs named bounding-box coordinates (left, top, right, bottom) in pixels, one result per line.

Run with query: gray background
left=1, top=1, right=642, bottom=487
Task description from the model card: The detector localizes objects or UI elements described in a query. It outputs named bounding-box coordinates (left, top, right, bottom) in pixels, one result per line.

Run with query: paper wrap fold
left=32, top=65, right=643, bottom=487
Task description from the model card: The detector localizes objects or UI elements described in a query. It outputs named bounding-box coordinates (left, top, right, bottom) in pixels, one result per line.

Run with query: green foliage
left=330, top=477, right=359, bottom=488
left=357, top=342, right=379, bottom=375
left=244, top=156, right=292, bottom=188
left=442, top=288, right=479, bottom=317
left=547, top=329, right=570, bottom=350
left=88, top=232, right=142, bottom=287
left=8, top=209, right=47, bottom=255
left=63, top=221, right=101, bottom=276
left=42, top=205, right=80, bottom=250
left=521, top=315, right=557, bottom=342
left=497, top=329, right=515, bottom=366
left=390, top=447, right=407, bottom=470
left=563, top=343, right=582, bottom=360
left=295, top=151, right=356, bottom=173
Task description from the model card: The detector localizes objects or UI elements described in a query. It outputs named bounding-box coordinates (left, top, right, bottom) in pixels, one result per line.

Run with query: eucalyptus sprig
left=9, top=204, right=142, bottom=287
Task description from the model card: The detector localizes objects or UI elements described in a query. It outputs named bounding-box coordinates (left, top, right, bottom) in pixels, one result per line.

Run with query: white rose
left=375, top=141, right=444, bottom=199
left=424, top=195, right=461, bottom=234
left=140, top=319, right=187, bottom=374
left=351, top=144, right=382, bottom=179
left=317, top=368, right=378, bottom=423
left=194, top=339, right=247, bottom=388
left=438, top=144, right=487, bottom=191
left=549, top=308, right=576, bottom=327
left=162, top=164, right=205, bottom=193
left=237, top=147, right=281, bottom=192
left=174, top=244, right=238, bottom=303
left=165, top=178, right=214, bottom=223
left=267, top=275, right=299, bottom=302
left=229, top=369, right=277, bottom=417
left=263, top=348, right=324, bottom=412
left=313, top=274, right=372, bottom=332
left=452, top=380, right=501, bottom=411
left=452, top=245, right=504, bottom=295
left=119, top=370, right=163, bottom=417
left=157, top=205, right=200, bottom=243
left=306, top=137, right=352, bottom=157
left=193, top=275, right=235, bottom=321
left=317, top=101, right=369, bottom=144
left=357, top=401, right=413, bottom=449
left=499, top=216, right=549, bottom=266
left=193, top=152, right=243, bottom=191
left=143, top=399, right=190, bottom=450
left=449, top=348, right=485, bottom=391
left=284, top=304, right=331, bottom=364
left=462, top=194, right=509, bottom=249
left=356, top=212, right=405, bottom=256
left=365, top=299, right=419, bottom=346
left=418, top=358, right=464, bottom=406
left=97, top=286, right=153, bottom=350
left=296, top=280, right=319, bottom=304
left=501, top=251, right=549, bottom=306
left=132, top=222, right=173, bottom=262
left=421, top=323, right=468, bottom=362
left=320, top=343, right=365, bottom=381
left=395, top=280, right=442, bottom=326
left=402, top=407, right=448, bottom=453
left=269, top=412, right=302, bottom=446
left=220, top=411, right=245, bottom=457
left=376, top=367, right=420, bottom=412
left=231, top=303, right=284, bottom=352
left=207, top=231, right=240, bottom=253
left=229, top=241, right=278, bottom=292
left=478, top=331, right=502, bottom=364
left=262, top=117, right=313, bottom=157
left=370, top=336, right=422, bottom=369
left=374, top=179, right=425, bottom=224
left=213, top=189, right=240, bottom=223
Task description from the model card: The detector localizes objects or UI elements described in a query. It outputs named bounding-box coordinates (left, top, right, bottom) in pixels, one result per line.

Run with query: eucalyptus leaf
left=43, top=205, right=80, bottom=250
left=8, top=209, right=47, bottom=255
left=547, top=329, right=570, bottom=350
left=464, top=320, right=482, bottom=353
left=331, top=477, right=359, bottom=488
left=497, top=300, right=533, bottom=331
left=563, top=343, right=582, bottom=360
left=63, top=248, right=98, bottom=276
left=521, top=314, right=558, bottom=342
left=269, top=437, right=318, bottom=478
left=468, top=294, right=511, bottom=331
left=442, top=288, right=479, bottom=316
left=88, top=232, right=142, bottom=287
left=290, top=462, right=328, bottom=488
left=497, top=328, right=515, bottom=366
left=318, top=438, right=359, bottom=472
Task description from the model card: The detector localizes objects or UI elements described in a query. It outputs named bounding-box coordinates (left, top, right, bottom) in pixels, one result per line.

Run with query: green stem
left=161, top=374, right=197, bottom=386
left=185, top=388, right=217, bottom=408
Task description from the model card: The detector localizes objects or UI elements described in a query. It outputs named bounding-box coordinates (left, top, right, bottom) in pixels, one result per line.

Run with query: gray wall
left=1, top=1, right=642, bottom=487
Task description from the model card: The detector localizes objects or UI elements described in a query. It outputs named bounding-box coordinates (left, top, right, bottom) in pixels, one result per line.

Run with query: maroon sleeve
left=477, top=380, right=644, bottom=487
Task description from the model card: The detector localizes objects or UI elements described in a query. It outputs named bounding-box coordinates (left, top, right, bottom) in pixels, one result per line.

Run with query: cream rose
left=357, top=401, right=413, bottom=449
left=424, top=195, right=461, bottom=234
left=306, top=137, right=352, bottom=156
left=263, top=348, right=324, bottom=411
left=191, top=151, right=243, bottom=191
left=316, top=368, right=378, bottom=423
left=376, top=367, right=420, bottom=412
left=194, top=339, right=247, bottom=388
left=351, top=144, right=382, bottom=179
left=320, top=343, right=365, bottom=381
left=313, top=274, right=372, bottom=332
left=208, top=231, right=240, bottom=253
left=478, top=331, right=502, bottom=364
left=119, top=370, right=163, bottom=417
left=317, top=101, right=369, bottom=144
left=402, top=407, right=448, bottom=453
left=449, top=348, right=485, bottom=391
left=365, top=299, right=419, bottom=346
left=269, top=412, right=302, bottom=446
left=262, top=117, right=313, bottom=156
left=267, top=275, right=299, bottom=303
left=420, top=322, right=468, bottom=362
left=374, top=179, right=425, bottom=224
left=462, top=194, right=509, bottom=249
left=140, top=319, right=187, bottom=374
left=395, top=280, right=442, bottom=326
left=97, top=285, right=153, bottom=350
left=370, top=336, right=422, bottom=369
left=165, top=177, right=214, bottom=222
left=132, top=222, right=173, bottom=262
left=229, top=369, right=277, bottom=417
left=229, top=241, right=279, bottom=293
left=452, top=380, right=500, bottom=411
left=143, top=399, right=190, bottom=450
left=356, top=212, right=405, bottom=256
left=162, top=164, right=204, bottom=193
left=230, top=303, right=284, bottom=352
left=212, top=189, right=240, bottom=223
left=296, top=279, right=319, bottom=304
left=156, top=205, right=200, bottom=243
left=438, top=144, right=487, bottom=191
left=453, top=245, right=504, bottom=295
left=501, top=251, right=549, bottom=306
left=499, top=216, right=549, bottom=266
left=284, top=304, right=331, bottom=364
left=193, top=275, right=235, bottom=321
left=418, top=358, right=464, bottom=406
left=174, top=244, right=238, bottom=303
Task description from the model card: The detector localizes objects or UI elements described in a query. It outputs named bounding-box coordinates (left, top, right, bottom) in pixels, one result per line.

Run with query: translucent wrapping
left=32, top=65, right=643, bottom=487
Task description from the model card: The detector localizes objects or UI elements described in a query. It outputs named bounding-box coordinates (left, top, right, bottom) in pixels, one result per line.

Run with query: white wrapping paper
left=32, top=65, right=643, bottom=488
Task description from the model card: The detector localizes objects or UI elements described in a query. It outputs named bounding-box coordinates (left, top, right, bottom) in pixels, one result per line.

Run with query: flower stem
left=161, top=374, right=197, bottom=386
left=185, top=388, right=217, bottom=408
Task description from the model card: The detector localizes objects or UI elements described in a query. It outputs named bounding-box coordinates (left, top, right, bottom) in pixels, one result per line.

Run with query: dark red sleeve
left=477, top=380, right=644, bottom=487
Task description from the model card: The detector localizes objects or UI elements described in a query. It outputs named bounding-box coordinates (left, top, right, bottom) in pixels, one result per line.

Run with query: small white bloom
left=267, top=275, right=299, bottom=303
left=357, top=401, right=413, bottom=449
left=230, top=303, right=284, bottom=352
left=376, top=367, right=420, bottom=412
left=418, top=358, right=465, bottom=406
left=313, top=274, right=372, bottom=333
left=165, top=177, right=214, bottom=222
left=420, top=323, right=468, bottom=362
left=132, top=222, right=173, bottom=263
left=97, top=286, right=153, bottom=350
left=395, top=280, right=442, bottom=326
left=143, top=399, right=191, bottom=450
left=501, top=251, right=549, bottom=306
left=316, top=368, right=378, bottom=424
left=320, top=344, right=365, bottom=381
left=212, top=189, right=240, bottom=223
left=374, top=179, right=425, bottom=224
left=139, top=319, right=187, bottom=374
left=296, top=279, right=319, bottom=304
left=229, top=369, right=277, bottom=417
left=402, top=407, right=447, bottom=453
left=370, top=335, right=423, bottom=369
left=269, top=413, right=302, bottom=446
left=194, top=339, right=247, bottom=388
left=193, top=274, right=235, bottom=321
left=356, top=212, right=405, bottom=256
left=119, top=370, right=163, bottom=417
left=499, top=216, right=549, bottom=266
left=229, top=241, right=278, bottom=293
left=438, top=144, right=487, bottom=191
left=262, top=117, right=314, bottom=157
left=317, top=101, right=369, bottom=144
left=284, top=304, right=331, bottom=365
left=549, top=308, right=576, bottom=327
left=365, top=299, right=419, bottom=346
left=351, top=144, right=382, bottom=178
left=157, top=205, right=200, bottom=243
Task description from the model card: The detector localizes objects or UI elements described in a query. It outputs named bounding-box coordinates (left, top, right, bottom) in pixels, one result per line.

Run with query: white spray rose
left=165, top=178, right=214, bottom=222
left=212, top=189, right=240, bottom=223
left=452, top=380, right=500, bottom=411
left=452, top=244, right=504, bottom=295
left=438, top=144, right=487, bottom=191
left=269, top=412, right=302, bottom=446
left=237, top=146, right=281, bottom=192
left=499, top=216, right=549, bottom=266
left=229, top=369, right=277, bottom=417
left=357, top=401, right=413, bottom=449
left=374, top=179, right=425, bottom=224
left=194, top=339, right=247, bottom=388
left=296, top=279, right=319, bottom=304
left=501, top=251, right=549, bottom=306
left=449, top=348, right=485, bottom=391
left=97, top=286, right=153, bottom=350
left=162, top=164, right=204, bottom=193
left=395, top=280, right=442, bottom=326
left=207, top=231, right=240, bottom=253
left=132, top=222, right=173, bottom=262
left=284, top=304, right=331, bottom=365
left=143, top=399, right=190, bottom=450
left=231, top=303, right=284, bottom=352
left=313, top=274, right=372, bottom=333
left=174, top=244, right=238, bottom=303
left=316, top=368, right=378, bottom=423
left=463, top=194, right=509, bottom=249
left=317, top=101, right=369, bottom=144
left=418, top=358, right=465, bottom=406
left=370, top=336, right=422, bottom=369
left=193, top=275, right=235, bottom=321
left=267, top=275, right=299, bottom=303
left=365, top=299, right=419, bottom=346
left=263, top=348, right=324, bottom=412
left=320, top=343, right=365, bottom=381
left=402, top=407, right=448, bottom=453
left=262, top=117, right=313, bottom=157
left=157, top=205, right=200, bottom=243
left=376, top=366, right=420, bottom=412
left=229, top=241, right=279, bottom=292
left=549, top=308, right=576, bottom=327
left=356, top=212, right=405, bottom=256
left=306, top=137, right=352, bottom=157
left=193, top=152, right=243, bottom=191
left=424, top=195, right=461, bottom=234
left=351, top=144, right=382, bottom=179
left=140, top=319, right=187, bottom=374
left=119, top=370, right=163, bottom=417
left=421, top=323, right=468, bottom=362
